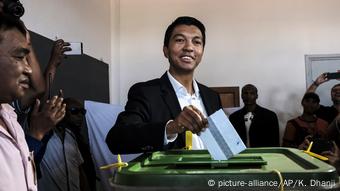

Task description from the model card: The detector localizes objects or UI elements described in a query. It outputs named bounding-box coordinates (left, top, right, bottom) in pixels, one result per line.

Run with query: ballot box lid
left=111, top=148, right=338, bottom=190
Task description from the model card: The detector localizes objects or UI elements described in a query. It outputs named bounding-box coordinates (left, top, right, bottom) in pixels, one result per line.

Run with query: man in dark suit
left=106, top=16, right=222, bottom=154
left=229, top=84, right=279, bottom=147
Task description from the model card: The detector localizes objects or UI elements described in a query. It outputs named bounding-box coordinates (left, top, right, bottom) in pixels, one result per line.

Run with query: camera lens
left=4, top=0, right=25, bottom=18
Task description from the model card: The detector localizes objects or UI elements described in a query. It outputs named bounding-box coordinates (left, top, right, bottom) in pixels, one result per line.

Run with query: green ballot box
left=110, top=148, right=339, bottom=191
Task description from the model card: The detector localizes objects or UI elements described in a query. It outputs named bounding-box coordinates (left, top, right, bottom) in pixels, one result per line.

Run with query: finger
left=184, top=107, right=205, bottom=132
left=55, top=104, right=66, bottom=122
left=40, top=96, right=56, bottom=111
left=332, top=141, right=339, bottom=153
left=47, top=96, right=58, bottom=110
left=191, top=106, right=208, bottom=127
left=332, top=141, right=338, bottom=148
left=41, top=96, right=57, bottom=113
left=178, top=113, right=196, bottom=132
left=321, top=151, right=334, bottom=156
left=190, top=105, right=207, bottom=124
left=62, top=47, right=72, bottom=53
left=182, top=109, right=201, bottom=132
left=183, top=106, right=203, bottom=125
left=51, top=97, right=64, bottom=113
left=187, top=105, right=203, bottom=120
left=31, top=99, right=40, bottom=115
left=58, top=89, right=64, bottom=98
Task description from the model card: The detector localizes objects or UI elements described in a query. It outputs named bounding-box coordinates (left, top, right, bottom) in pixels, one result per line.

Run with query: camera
left=3, top=0, right=25, bottom=18
left=326, top=72, right=340, bottom=80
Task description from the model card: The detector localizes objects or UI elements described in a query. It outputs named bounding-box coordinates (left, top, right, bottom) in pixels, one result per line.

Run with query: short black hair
left=0, top=14, right=26, bottom=43
left=163, top=16, right=206, bottom=48
left=242, top=84, right=258, bottom=94
left=331, top=83, right=340, bottom=91
left=302, top=92, right=320, bottom=103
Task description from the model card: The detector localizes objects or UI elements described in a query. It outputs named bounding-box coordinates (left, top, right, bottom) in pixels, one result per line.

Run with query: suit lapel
left=198, top=83, right=214, bottom=116
left=160, top=73, right=186, bottom=147
left=160, top=73, right=182, bottom=119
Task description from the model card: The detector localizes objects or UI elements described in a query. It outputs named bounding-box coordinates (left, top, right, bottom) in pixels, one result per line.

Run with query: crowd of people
left=1, top=1, right=340, bottom=191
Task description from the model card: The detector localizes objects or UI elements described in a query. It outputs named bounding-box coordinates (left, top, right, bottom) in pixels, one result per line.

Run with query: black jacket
left=106, top=72, right=222, bottom=154
left=229, top=105, right=279, bottom=147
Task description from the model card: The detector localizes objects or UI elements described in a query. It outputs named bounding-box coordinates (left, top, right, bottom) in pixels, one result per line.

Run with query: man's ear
left=163, top=46, right=169, bottom=58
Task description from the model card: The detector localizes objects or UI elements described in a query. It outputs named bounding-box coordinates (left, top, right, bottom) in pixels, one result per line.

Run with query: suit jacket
left=106, top=72, right=222, bottom=154
left=229, top=105, right=279, bottom=147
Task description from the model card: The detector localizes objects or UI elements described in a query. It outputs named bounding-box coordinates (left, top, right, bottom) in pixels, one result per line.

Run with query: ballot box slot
left=142, top=154, right=266, bottom=169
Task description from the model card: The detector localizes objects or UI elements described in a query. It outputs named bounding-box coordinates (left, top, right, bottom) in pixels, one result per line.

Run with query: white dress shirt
left=165, top=71, right=208, bottom=149
left=244, top=112, right=253, bottom=147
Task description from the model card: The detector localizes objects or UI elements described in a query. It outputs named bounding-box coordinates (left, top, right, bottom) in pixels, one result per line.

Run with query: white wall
left=119, top=0, right=340, bottom=138
left=20, top=0, right=340, bottom=139
left=21, top=0, right=111, bottom=64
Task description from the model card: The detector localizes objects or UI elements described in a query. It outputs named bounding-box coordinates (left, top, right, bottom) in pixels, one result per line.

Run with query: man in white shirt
left=106, top=16, right=222, bottom=154
left=229, top=84, right=280, bottom=147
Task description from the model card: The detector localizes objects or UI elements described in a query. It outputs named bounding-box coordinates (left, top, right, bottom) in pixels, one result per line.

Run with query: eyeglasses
left=68, top=108, right=87, bottom=115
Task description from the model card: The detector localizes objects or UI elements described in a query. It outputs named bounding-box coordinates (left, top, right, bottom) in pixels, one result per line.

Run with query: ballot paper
left=200, top=109, right=246, bottom=160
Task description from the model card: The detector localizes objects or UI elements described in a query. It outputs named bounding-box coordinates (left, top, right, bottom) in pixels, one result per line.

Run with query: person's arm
left=106, top=84, right=166, bottom=154
left=42, top=39, right=70, bottom=100
left=306, top=73, right=329, bottom=93
left=282, top=121, right=298, bottom=148
left=106, top=84, right=209, bottom=154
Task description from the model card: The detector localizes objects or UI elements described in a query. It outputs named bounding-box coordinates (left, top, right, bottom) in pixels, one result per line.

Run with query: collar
left=241, top=104, right=260, bottom=114
left=0, top=103, right=17, bottom=118
left=167, top=71, right=200, bottom=97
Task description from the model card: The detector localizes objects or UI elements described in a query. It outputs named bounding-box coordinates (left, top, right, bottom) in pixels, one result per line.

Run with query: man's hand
left=43, top=40, right=71, bottom=100
left=314, top=73, right=329, bottom=86
left=166, top=105, right=208, bottom=135
left=307, top=73, right=329, bottom=93
left=322, top=142, right=340, bottom=168
left=47, top=39, right=71, bottom=70
left=298, top=135, right=312, bottom=150
left=28, top=95, right=66, bottom=140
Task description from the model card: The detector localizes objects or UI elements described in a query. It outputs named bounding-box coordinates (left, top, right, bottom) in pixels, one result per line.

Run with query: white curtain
left=85, top=101, right=141, bottom=191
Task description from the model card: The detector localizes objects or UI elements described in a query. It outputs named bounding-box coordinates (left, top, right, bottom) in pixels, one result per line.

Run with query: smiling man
left=0, top=15, right=37, bottom=191
left=106, top=16, right=222, bottom=154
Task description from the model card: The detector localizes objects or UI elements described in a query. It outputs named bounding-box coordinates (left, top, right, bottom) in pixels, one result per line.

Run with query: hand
left=166, top=105, right=208, bottom=135
left=47, top=39, right=71, bottom=69
left=322, top=142, right=340, bottom=167
left=314, top=73, right=329, bottom=86
left=29, top=95, right=66, bottom=140
left=298, top=135, right=312, bottom=150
